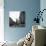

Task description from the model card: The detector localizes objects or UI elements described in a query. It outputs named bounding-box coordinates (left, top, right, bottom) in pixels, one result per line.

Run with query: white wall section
left=0, top=0, right=4, bottom=42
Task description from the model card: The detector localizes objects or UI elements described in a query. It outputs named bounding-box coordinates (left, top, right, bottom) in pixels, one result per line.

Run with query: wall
left=40, top=0, right=46, bottom=26
left=4, top=0, right=40, bottom=42
left=0, top=0, right=4, bottom=42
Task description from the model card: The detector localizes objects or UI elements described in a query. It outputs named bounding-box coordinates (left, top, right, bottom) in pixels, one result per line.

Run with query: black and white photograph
left=9, top=11, right=25, bottom=27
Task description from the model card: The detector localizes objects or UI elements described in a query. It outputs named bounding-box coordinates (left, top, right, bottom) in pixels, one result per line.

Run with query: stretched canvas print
left=9, top=11, right=25, bottom=27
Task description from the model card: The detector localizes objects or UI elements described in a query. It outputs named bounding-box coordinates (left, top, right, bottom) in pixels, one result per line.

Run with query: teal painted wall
left=40, top=0, right=46, bottom=27
left=4, top=0, right=40, bottom=42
